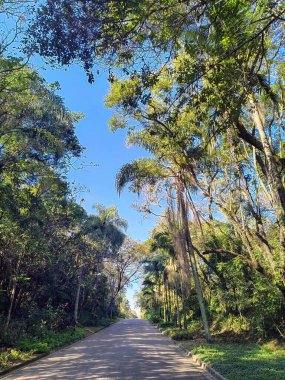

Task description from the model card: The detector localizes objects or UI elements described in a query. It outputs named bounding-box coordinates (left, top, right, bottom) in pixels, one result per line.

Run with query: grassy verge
left=0, top=321, right=116, bottom=373
left=0, top=349, right=32, bottom=371
left=16, top=327, right=86, bottom=354
left=158, top=322, right=285, bottom=380
left=0, top=327, right=85, bottom=372
left=182, top=341, right=285, bottom=380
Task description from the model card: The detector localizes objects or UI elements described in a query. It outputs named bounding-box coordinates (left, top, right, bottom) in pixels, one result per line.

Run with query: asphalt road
left=2, top=319, right=212, bottom=379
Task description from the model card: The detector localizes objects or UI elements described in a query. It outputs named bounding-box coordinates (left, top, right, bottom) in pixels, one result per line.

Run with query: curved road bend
left=2, top=319, right=212, bottom=379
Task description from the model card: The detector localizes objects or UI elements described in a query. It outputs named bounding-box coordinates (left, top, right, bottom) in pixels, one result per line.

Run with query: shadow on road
left=2, top=319, right=210, bottom=379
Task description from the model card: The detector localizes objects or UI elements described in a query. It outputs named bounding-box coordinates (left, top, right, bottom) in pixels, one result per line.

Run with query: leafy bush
left=79, top=311, right=98, bottom=326
left=159, top=321, right=175, bottom=329
left=164, top=327, right=193, bottom=340
left=151, top=315, right=162, bottom=324
left=24, top=303, right=73, bottom=334
left=187, top=320, right=203, bottom=333
left=97, top=318, right=112, bottom=327
left=0, top=319, right=27, bottom=347
left=170, top=330, right=193, bottom=340
left=17, top=327, right=85, bottom=354
left=0, top=349, right=30, bottom=369
left=210, top=258, right=283, bottom=338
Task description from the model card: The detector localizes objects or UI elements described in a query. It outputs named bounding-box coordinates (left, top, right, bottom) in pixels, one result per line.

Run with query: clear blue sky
left=33, top=60, right=155, bottom=313
left=34, top=60, right=157, bottom=243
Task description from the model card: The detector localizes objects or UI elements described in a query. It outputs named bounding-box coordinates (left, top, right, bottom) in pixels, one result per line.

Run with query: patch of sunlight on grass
left=0, top=349, right=32, bottom=370
left=182, top=342, right=285, bottom=380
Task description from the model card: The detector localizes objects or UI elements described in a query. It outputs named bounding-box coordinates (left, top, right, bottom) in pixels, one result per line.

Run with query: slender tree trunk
left=178, top=184, right=211, bottom=342
left=180, top=276, right=187, bottom=330
left=74, top=266, right=83, bottom=324
left=163, top=286, right=167, bottom=322
left=6, top=254, right=22, bottom=330
left=166, top=281, right=171, bottom=321
left=182, top=299, right=187, bottom=330
left=108, top=294, right=116, bottom=319
left=175, top=289, right=181, bottom=328
left=6, top=281, right=16, bottom=330
left=250, top=99, right=285, bottom=269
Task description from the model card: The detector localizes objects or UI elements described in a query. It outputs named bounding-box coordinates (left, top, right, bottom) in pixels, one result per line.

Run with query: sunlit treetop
left=26, top=0, right=285, bottom=82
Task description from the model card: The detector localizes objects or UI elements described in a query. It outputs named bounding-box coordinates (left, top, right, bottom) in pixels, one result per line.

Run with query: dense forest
left=0, top=0, right=285, bottom=377
left=0, top=58, right=139, bottom=329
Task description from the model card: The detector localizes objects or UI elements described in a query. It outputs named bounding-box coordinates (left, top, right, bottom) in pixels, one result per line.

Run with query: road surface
left=2, top=319, right=212, bottom=379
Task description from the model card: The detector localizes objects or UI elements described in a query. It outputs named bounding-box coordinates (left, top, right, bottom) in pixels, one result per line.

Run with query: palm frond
left=116, top=158, right=165, bottom=195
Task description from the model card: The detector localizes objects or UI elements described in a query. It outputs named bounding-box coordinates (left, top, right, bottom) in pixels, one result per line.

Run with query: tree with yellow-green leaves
left=0, top=56, right=134, bottom=340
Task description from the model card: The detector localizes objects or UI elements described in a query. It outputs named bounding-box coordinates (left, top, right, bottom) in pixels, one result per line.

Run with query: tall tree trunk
left=6, top=280, right=16, bottom=330
left=250, top=98, right=285, bottom=270
left=175, top=288, right=181, bottom=328
left=166, top=281, right=171, bottom=322
left=177, top=183, right=211, bottom=342
left=6, top=254, right=22, bottom=330
left=163, top=287, right=167, bottom=322
left=74, top=266, right=83, bottom=324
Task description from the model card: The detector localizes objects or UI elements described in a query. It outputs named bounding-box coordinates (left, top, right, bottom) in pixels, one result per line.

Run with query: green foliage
left=116, top=159, right=165, bottom=195
left=165, top=328, right=193, bottom=341
left=145, top=313, right=162, bottom=324
left=210, top=258, right=282, bottom=337
left=0, top=349, right=30, bottom=370
left=17, top=328, right=85, bottom=354
left=79, top=311, right=98, bottom=327
left=98, top=318, right=115, bottom=327
left=159, top=321, right=175, bottom=329
left=0, top=327, right=87, bottom=369
left=0, top=56, right=132, bottom=346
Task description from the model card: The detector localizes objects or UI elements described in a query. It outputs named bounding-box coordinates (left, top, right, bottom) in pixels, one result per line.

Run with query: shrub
left=17, top=327, right=85, bottom=354
left=164, top=327, right=193, bottom=341
left=170, top=330, right=193, bottom=340
left=79, top=311, right=98, bottom=326
left=159, top=321, right=175, bottom=329
left=0, top=349, right=30, bottom=369
left=187, top=320, right=203, bottom=335
left=0, top=319, right=27, bottom=347
left=151, top=315, right=161, bottom=324
left=98, top=318, right=112, bottom=327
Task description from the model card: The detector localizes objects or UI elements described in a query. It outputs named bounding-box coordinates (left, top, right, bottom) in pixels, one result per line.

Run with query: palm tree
left=116, top=158, right=211, bottom=341
left=73, top=205, right=127, bottom=324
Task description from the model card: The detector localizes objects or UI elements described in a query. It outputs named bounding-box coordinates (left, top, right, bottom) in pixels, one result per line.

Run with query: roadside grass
left=16, top=327, right=86, bottom=354
left=0, top=349, right=31, bottom=370
left=182, top=341, right=285, bottom=380
left=0, top=321, right=116, bottom=372
left=158, top=322, right=285, bottom=379
left=0, top=327, right=85, bottom=371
